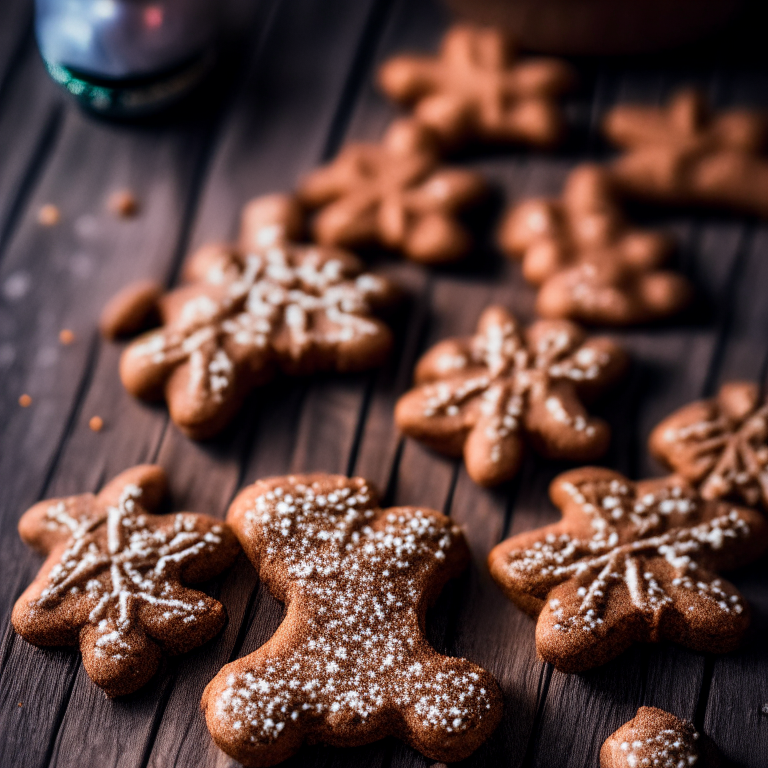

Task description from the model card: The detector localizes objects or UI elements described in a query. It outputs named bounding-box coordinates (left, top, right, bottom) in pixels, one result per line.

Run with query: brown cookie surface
left=499, top=164, right=693, bottom=325
left=202, top=473, right=502, bottom=767
left=114, top=195, right=397, bottom=439
left=395, top=306, right=627, bottom=486
left=488, top=468, right=768, bottom=672
left=600, top=706, right=723, bottom=768
left=12, top=465, right=240, bottom=697
left=604, top=89, right=768, bottom=216
left=650, top=381, right=768, bottom=512
left=378, top=25, right=574, bottom=150
left=297, top=118, right=486, bottom=263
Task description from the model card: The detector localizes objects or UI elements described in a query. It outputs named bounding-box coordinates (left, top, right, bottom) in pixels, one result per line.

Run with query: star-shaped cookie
left=378, top=25, right=575, bottom=149
left=395, top=306, right=627, bottom=486
left=202, top=474, right=502, bottom=766
left=651, top=381, right=768, bottom=512
left=297, top=118, right=487, bottom=263
left=604, top=89, right=768, bottom=216
left=499, top=164, right=693, bottom=325
left=12, top=465, right=240, bottom=696
left=488, top=468, right=768, bottom=672
left=111, top=194, right=397, bottom=439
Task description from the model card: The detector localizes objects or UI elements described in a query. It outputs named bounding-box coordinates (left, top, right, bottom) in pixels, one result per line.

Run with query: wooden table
left=1, top=0, right=767, bottom=765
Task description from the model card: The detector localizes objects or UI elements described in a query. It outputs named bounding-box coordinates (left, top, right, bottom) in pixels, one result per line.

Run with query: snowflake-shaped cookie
left=297, top=118, right=487, bottom=264
left=601, top=706, right=723, bottom=768
left=499, top=164, right=693, bottom=325
left=651, top=381, right=768, bottom=511
left=202, top=474, right=502, bottom=766
left=604, top=89, right=768, bottom=216
left=379, top=25, right=575, bottom=149
left=488, top=468, right=768, bottom=673
left=12, top=465, right=240, bottom=696
left=116, top=195, right=397, bottom=439
left=395, top=306, right=627, bottom=486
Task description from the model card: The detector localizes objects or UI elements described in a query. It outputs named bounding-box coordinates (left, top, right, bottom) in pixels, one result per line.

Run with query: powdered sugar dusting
left=607, top=709, right=703, bottom=768
left=211, top=477, right=498, bottom=750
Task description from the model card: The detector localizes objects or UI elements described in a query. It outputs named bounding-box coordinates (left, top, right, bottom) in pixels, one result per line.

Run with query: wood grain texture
left=1, top=0, right=768, bottom=766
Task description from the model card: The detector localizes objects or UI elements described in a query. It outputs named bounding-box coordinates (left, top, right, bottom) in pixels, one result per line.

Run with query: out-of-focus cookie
left=100, top=279, right=163, bottom=339
left=297, top=119, right=487, bottom=264
left=395, top=306, right=627, bottom=486
left=604, top=89, right=768, bottom=217
left=488, top=467, right=768, bottom=673
left=378, top=25, right=575, bottom=150
left=112, top=194, right=397, bottom=439
left=601, top=706, right=724, bottom=768
left=12, top=465, right=240, bottom=697
left=202, top=473, right=502, bottom=767
left=499, top=164, right=693, bottom=324
left=650, top=381, right=768, bottom=511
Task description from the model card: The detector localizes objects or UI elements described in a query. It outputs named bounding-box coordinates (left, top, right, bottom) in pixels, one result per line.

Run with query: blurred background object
left=35, top=0, right=218, bottom=116
left=444, top=0, right=744, bottom=55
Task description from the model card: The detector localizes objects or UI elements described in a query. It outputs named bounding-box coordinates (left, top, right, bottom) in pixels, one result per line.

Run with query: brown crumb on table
left=107, top=190, right=139, bottom=218
left=59, top=329, right=75, bottom=345
left=89, top=416, right=104, bottom=432
left=17, top=703, right=22, bottom=708
left=37, top=204, right=60, bottom=226
left=18, top=394, right=32, bottom=407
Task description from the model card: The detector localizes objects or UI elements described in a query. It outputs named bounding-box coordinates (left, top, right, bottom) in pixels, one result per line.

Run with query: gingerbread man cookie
left=378, top=25, right=575, bottom=150
left=604, top=89, right=768, bottom=217
left=650, top=381, right=768, bottom=512
left=601, top=706, right=723, bottom=768
left=395, top=306, right=627, bottom=486
left=202, top=474, right=502, bottom=766
left=111, top=194, right=397, bottom=439
left=297, top=119, right=487, bottom=264
left=12, top=465, right=240, bottom=697
left=488, top=468, right=768, bottom=673
left=499, top=164, right=693, bottom=325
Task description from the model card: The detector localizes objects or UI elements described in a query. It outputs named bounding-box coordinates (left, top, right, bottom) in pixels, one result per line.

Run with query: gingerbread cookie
left=488, top=468, right=768, bottom=673
left=297, top=119, right=487, bottom=264
left=650, top=381, right=768, bottom=512
left=202, top=474, right=502, bottom=766
left=499, top=164, right=693, bottom=325
left=378, top=25, right=575, bottom=150
left=601, top=706, right=723, bottom=768
left=113, top=194, right=397, bottom=439
left=395, top=306, right=627, bottom=486
left=604, top=89, right=768, bottom=217
left=12, top=465, right=240, bottom=697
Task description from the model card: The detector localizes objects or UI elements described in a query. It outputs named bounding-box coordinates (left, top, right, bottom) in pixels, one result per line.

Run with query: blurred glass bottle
left=35, top=0, right=218, bottom=116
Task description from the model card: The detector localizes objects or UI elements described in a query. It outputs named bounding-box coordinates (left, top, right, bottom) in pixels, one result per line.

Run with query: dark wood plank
left=0, top=40, right=64, bottom=257
left=0, top=0, right=32, bottom=89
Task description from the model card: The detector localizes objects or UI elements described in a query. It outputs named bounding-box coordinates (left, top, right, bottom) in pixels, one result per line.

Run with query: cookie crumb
left=37, top=204, right=60, bottom=226
left=762, top=703, right=768, bottom=715
left=17, top=703, right=22, bottom=708
left=89, top=416, right=104, bottom=432
left=18, top=394, right=32, bottom=407
left=108, top=190, right=139, bottom=218
left=59, top=329, right=75, bottom=345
